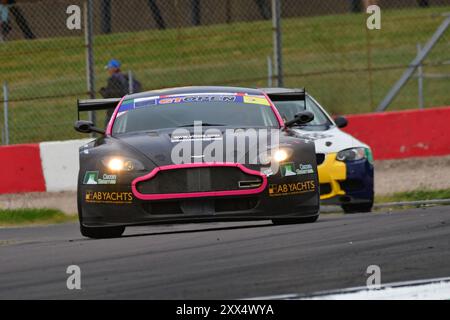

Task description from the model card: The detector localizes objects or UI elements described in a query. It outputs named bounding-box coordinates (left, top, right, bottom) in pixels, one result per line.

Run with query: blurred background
left=0, top=0, right=449, bottom=144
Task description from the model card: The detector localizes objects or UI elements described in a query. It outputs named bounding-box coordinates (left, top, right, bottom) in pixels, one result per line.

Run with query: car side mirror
left=284, top=111, right=314, bottom=128
left=334, top=116, right=348, bottom=129
left=74, top=120, right=105, bottom=134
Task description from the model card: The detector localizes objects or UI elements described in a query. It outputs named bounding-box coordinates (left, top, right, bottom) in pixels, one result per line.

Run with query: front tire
left=272, top=215, right=319, bottom=225
left=80, top=224, right=125, bottom=239
left=341, top=201, right=373, bottom=214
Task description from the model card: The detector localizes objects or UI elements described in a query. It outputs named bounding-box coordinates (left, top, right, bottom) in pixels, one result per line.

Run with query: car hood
left=115, top=128, right=273, bottom=167
left=291, top=127, right=368, bottom=154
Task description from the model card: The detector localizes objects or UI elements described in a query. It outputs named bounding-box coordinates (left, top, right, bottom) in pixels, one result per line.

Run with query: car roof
left=125, top=86, right=265, bottom=100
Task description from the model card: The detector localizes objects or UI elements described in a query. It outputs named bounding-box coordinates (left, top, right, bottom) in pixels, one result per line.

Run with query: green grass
left=376, top=188, right=450, bottom=203
left=0, top=208, right=77, bottom=226
left=1, top=6, right=450, bottom=143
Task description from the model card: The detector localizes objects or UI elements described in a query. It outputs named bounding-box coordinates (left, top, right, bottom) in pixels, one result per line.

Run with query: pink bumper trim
left=131, top=162, right=267, bottom=201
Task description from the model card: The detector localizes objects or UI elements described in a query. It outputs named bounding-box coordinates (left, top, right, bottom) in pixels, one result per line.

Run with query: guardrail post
left=3, top=81, right=9, bottom=145
left=267, top=56, right=273, bottom=87
left=84, top=0, right=96, bottom=136
left=417, top=43, right=424, bottom=109
left=272, top=0, right=283, bottom=87
left=128, top=70, right=134, bottom=94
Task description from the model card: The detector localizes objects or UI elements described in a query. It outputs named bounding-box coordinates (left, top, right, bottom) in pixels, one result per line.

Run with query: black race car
left=75, top=86, right=320, bottom=238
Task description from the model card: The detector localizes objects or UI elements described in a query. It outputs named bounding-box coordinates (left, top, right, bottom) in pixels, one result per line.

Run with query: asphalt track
left=0, top=206, right=449, bottom=299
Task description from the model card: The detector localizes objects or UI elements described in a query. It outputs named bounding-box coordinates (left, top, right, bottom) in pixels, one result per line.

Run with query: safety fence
left=1, top=0, right=450, bottom=144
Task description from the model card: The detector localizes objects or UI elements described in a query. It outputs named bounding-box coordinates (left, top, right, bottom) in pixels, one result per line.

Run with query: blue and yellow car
left=262, top=88, right=374, bottom=213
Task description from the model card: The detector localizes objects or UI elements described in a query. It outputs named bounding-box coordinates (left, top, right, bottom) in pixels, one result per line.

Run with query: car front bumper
left=79, top=165, right=320, bottom=227
left=318, top=153, right=374, bottom=205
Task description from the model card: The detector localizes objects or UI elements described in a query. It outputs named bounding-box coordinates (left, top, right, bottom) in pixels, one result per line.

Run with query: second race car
left=261, top=88, right=374, bottom=213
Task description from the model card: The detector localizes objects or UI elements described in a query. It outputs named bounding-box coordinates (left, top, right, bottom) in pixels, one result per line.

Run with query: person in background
left=100, top=59, right=142, bottom=126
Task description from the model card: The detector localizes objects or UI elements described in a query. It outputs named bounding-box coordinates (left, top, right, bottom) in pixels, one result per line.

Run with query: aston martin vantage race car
left=261, top=88, right=374, bottom=213
left=74, top=86, right=320, bottom=238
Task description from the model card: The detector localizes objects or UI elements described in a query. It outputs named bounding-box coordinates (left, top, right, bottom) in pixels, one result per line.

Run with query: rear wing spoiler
left=265, top=89, right=307, bottom=111
left=266, top=91, right=306, bottom=102
left=77, top=98, right=121, bottom=120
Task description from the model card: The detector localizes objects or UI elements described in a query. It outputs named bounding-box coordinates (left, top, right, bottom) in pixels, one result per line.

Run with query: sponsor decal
left=268, top=180, right=316, bottom=197
left=280, top=162, right=297, bottom=177
left=297, top=163, right=314, bottom=175
left=85, top=191, right=133, bottom=204
left=118, top=94, right=270, bottom=112
left=118, top=99, right=138, bottom=112
left=160, top=95, right=237, bottom=104
left=171, top=132, right=223, bottom=142
left=83, top=171, right=117, bottom=185
left=98, top=173, right=117, bottom=184
left=83, top=171, right=98, bottom=184
left=280, top=163, right=314, bottom=177
left=243, top=95, right=270, bottom=106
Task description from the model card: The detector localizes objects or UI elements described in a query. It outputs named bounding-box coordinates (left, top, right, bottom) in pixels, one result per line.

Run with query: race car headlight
left=102, top=157, right=145, bottom=172
left=273, top=149, right=289, bottom=162
left=250, top=147, right=294, bottom=165
left=257, top=148, right=293, bottom=164
left=336, top=147, right=370, bottom=162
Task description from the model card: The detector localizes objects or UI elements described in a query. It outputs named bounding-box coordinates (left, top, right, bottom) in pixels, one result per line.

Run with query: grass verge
left=376, top=188, right=450, bottom=203
left=0, top=208, right=77, bottom=226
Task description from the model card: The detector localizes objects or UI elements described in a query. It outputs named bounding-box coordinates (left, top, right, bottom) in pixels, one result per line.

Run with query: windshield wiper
left=177, top=123, right=225, bottom=128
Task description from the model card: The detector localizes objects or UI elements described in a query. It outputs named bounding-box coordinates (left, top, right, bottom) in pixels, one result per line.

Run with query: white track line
left=246, top=277, right=450, bottom=300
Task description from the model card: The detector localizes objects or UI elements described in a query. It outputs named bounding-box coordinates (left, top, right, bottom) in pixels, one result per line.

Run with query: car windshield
left=272, top=96, right=333, bottom=128
left=112, top=94, right=279, bottom=134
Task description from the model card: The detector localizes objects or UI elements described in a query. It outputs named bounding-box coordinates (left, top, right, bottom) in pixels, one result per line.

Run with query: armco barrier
left=343, top=106, right=450, bottom=160
left=0, top=139, right=91, bottom=195
left=0, top=144, right=46, bottom=194
left=40, top=139, right=92, bottom=192
left=0, top=107, right=449, bottom=194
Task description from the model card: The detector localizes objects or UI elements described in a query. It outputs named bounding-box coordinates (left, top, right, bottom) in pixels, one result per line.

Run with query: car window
left=272, top=96, right=332, bottom=127
left=112, top=94, right=279, bottom=134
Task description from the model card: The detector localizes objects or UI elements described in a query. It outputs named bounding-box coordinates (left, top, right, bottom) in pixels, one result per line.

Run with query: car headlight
left=336, top=147, right=372, bottom=162
left=257, top=147, right=294, bottom=164
left=273, top=149, right=289, bottom=162
left=101, top=157, right=145, bottom=172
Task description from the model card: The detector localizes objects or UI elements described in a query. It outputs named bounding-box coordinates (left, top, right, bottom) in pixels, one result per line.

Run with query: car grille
left=316, top=153, right=325, bottom=165
left=141, top=197, right=259, bottom=215
left=136, top=166, right=263, bottom=195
